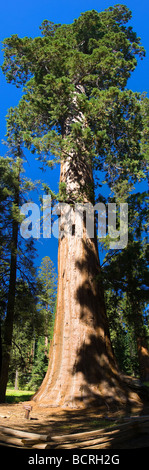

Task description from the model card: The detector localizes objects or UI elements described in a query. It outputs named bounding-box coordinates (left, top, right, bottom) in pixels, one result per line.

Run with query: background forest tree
left=0, top=4, right=149, bottom=406
left=102, top=190, right=149, bottom=379
left=0, top=136, right=38, bottom=401
left=7, top=257, right=57, bottom=391
left=0, top=124, right=57, bottom=397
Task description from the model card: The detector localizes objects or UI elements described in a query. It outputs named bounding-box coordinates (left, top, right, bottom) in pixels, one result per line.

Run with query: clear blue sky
left=0, top=0, right=148, bottom=271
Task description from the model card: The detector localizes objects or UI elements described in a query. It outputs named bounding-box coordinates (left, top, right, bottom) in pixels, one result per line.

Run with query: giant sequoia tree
left=2, top=5, right=149, bottom=408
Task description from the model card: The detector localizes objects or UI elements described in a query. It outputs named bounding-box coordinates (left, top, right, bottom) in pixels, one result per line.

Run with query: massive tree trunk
left=34, top=172, right=132, bottom=408
left=34, top=88, right=141, bottom=409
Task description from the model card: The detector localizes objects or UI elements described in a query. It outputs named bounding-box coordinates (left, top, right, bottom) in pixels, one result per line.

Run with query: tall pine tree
left=0, top=114, right=36, bottom=402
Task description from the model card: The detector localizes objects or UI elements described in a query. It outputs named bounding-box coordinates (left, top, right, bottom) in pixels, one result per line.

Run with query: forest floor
left=0, top=397, right=149, bottom=438
left=0, top=386, right=149, bottom=449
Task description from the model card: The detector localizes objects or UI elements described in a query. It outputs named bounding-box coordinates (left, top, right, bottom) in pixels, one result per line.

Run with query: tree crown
left=1, top=5, right=148, bottom=198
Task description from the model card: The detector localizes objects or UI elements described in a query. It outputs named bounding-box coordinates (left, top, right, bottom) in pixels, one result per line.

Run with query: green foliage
left=37, top=256, right=57, bottom=339
left=8, top=280, right=39, bottom=387
left=27, top=337, right=49, bottom=391
left=7, top=257, right=57, bottom=390
left=0, top=153, right=37, bottom=308
left=0, top=119, right=38, bottom=399
left=102, top=190, right=149, bottom=375
left=105, top=289, right=139, bottom=375
left=1, top=5, right=148, bottom=200
left=39, top=20, right=61, bottom=37
left=58, top=182, right=67, bottom=201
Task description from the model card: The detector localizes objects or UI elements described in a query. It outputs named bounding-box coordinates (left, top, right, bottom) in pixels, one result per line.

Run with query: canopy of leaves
left=1, top=5, right=148, bottom=197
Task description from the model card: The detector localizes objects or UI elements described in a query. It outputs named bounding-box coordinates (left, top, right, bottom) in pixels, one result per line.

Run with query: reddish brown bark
left=34, top=156, right=137, bottom=409
left=34, top=90, right=142, bottom=409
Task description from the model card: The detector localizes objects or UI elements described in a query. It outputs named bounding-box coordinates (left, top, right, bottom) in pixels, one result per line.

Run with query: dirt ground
left=0, top=399, right=149, bottom=451
left=0, top=399, right=149, bottom=436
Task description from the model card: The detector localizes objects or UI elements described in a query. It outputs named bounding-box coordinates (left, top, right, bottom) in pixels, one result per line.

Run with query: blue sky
left=0, top=0, right=148, bottom=271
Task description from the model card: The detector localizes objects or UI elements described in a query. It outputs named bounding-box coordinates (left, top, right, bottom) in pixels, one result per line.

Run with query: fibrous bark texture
left=34, top=160, right=139, bottom=409
left=34, top=90, right=142, bottom=409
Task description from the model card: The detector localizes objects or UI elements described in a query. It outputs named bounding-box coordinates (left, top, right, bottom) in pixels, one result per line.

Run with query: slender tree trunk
left=31, top=337, right=36, bottom=363
left=0, top=201, right=18, bottom=402
left=45, top=335, right=48, bottom=356
left=44, top=304, right=49, bottom=356
left=15, top=368, right=19, bottom=390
